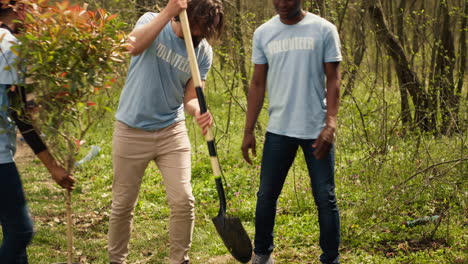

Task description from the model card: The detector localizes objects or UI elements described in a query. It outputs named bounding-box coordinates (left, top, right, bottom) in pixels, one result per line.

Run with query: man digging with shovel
left=107, top=0, right=223, bottom=263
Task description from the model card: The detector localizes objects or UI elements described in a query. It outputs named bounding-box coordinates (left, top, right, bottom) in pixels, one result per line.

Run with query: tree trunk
left=337, top=0, right=350, bottom=33
left=396, top=0, right=407, bottom=48
left=367, top=0, right=429, bottom=131
left=434, top=1, right=456, bottom=134
left=428, top=1, right=442, bottom=133
left=310, top=0, right=326, bottom=17
left=455, top=0, right=467, bottom=132
left=343, top=5, right=366, bottom=97
left=233, top=0, right=249, bottom=97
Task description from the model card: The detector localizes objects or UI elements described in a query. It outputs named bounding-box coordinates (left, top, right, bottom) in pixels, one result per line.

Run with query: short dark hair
left=187, top=0, right=224, bottom=41
left=0, top=1, right=17, bottom=18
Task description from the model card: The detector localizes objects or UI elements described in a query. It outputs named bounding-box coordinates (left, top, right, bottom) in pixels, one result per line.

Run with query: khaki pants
left=108, top=121, right=194, bottom=264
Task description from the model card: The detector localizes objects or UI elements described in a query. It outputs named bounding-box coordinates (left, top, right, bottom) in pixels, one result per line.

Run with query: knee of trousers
left=111, top=202, right=137, bottom=218
left=314, top=190, right=338, bottom=211
left=256, top=189, right=281, bottom=204
left=168, top=195, right=195, bottom=216
left=4, top=229, right=34, bottom=247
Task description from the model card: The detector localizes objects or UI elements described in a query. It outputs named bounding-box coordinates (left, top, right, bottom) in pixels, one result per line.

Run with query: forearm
left=244, top=84, right=265, bottom=134
left=127, top=11, right=173, bottom=56
left=324, top=62, right=341, bottom=129
left=184, top=98, right=200, bottom=117
left=183, top=78, right=205, bottom=116
left=36, top=150, right=59, bottom=172
left=245, top=64, right=268, bottom=133
left=325, top=78, right=340, bottom=129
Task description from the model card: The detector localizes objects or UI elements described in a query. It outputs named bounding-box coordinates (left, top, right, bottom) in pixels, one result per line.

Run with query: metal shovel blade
left=212, top=214, right=253, bottom=263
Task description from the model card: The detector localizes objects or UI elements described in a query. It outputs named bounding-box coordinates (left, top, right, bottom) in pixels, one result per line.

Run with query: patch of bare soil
left=374, top=238, right=450, bottom=258
left=205, top=255, right=238, bottom=264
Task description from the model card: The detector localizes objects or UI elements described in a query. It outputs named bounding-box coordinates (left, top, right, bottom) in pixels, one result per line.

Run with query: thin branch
left=386, top=158, right=467, bottom=197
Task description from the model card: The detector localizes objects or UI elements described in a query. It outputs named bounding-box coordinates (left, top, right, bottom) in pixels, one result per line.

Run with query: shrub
left=13, top=0, right=128, bottom=171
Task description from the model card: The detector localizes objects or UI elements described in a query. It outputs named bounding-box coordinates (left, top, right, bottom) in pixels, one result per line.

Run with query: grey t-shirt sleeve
left=323, top=24, right=342, bottom=63
left=135, top=12, right=156, bottom=29
left=251, top=30, right=267, bottom=64
left=199, top=45, right=213, bottom=80
left=0, top=29, right=20, bottom=84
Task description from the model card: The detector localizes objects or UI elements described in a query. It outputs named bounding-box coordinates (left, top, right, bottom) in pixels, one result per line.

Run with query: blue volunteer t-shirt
left=252, top=12, right=342, bottom=139
left=0, top=28, right=19, bottom=84
left=0, top=28, right=18, bottom=164
left=0, top=84, right=16, bottom=164
left=115, top=12, right=213, bottom=130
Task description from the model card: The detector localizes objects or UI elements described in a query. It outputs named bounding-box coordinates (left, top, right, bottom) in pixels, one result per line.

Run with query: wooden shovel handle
left=179, top=10, right=203, bottom=88
left=179, top=10, right=222, bottom=179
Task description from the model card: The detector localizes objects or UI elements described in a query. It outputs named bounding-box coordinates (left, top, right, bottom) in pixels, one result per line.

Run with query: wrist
left=154, top=8, right=176, bottom=24
left=244, top=128, right=254, bottom=135
left=325, top=116, right=337, bottom=130
left=158, top=9, right=175, bottom=23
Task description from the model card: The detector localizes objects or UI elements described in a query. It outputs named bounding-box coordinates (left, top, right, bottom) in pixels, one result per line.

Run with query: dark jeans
left=254, top=132, right=340, bottom=264
left=0, top=162, right=34, bottom=264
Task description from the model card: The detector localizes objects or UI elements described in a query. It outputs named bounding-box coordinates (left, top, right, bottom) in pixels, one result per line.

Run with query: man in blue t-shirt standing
left=241, top=0, right=341, bottom=263
left=108, top=0, right=223, bottom=263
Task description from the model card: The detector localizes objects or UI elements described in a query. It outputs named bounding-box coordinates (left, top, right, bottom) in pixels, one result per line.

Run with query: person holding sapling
left=107, top=0, right=224, bottom=263
left=0, top=1, right=75, bottom=262
left=241, top=0, right=342, bottom=263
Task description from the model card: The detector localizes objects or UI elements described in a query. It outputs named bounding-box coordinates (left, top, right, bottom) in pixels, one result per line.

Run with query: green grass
left=3, top=70, right=467, bottom=263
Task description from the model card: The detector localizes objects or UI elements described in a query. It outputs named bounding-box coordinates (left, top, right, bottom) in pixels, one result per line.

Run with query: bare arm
left=244, top=64, right=268, bottom=134
left=241, top=64, right=268, bottom=164
left=7, top=86, right=75, bottom=189
left=324, top=62, right=341, bottom=129
left=312, top=61, right=341, bottom=159
left=126, top=0, right=187, bottom=56
left=184, top=79, right=213, bottom=135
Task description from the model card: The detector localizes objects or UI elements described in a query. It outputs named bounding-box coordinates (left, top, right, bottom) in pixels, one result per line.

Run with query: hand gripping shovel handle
left=179, top=10, right=226, bottom=214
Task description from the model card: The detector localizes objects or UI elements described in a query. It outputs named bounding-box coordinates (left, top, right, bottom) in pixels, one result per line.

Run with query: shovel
left=179, top=10, right=252, bottom=263
left=51, top=189, right=81, bottom=264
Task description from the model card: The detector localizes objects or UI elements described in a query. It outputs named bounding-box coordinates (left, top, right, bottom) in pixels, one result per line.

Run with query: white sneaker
left=251, top=254, right=274, bottom=264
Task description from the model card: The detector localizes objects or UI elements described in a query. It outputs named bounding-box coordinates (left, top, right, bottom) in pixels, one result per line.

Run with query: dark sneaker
left=251, top=254, right=274, bottom=264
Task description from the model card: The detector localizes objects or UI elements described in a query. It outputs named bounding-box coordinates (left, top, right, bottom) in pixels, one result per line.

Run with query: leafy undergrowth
left=8, top=109, right=467, bottom=263
left=4, top=58, right=468, bottom=263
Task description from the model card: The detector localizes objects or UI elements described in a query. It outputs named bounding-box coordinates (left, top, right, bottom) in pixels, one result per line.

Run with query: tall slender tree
left=367, top=0, right=430, bottom=131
